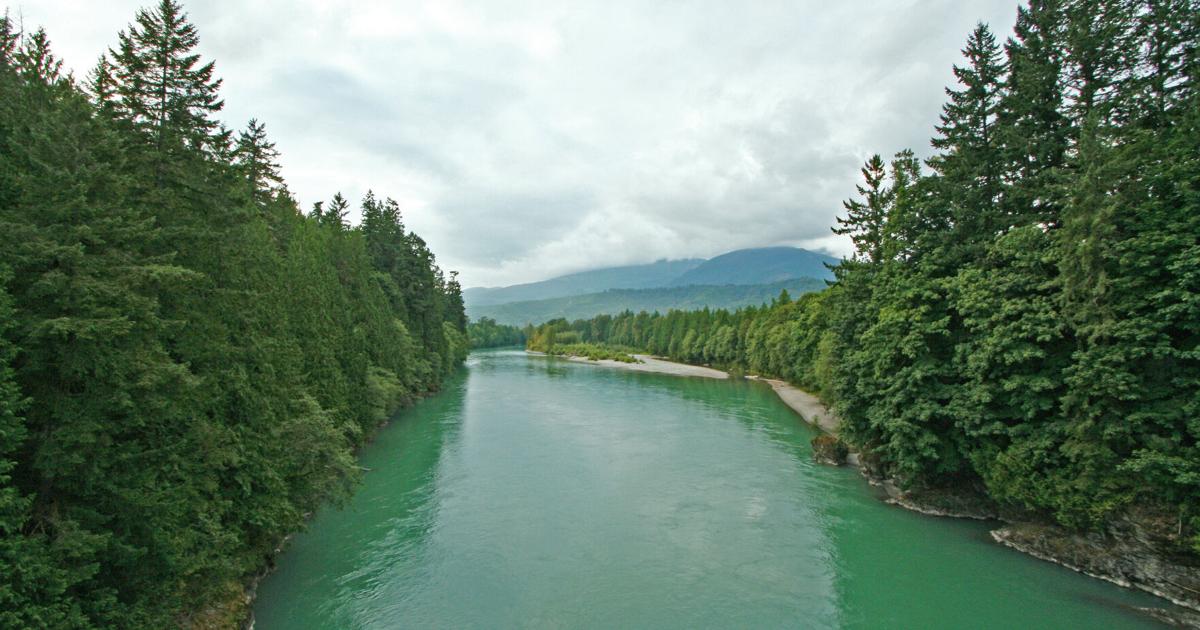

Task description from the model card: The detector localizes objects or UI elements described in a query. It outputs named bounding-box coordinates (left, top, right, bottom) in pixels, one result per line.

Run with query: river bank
left=214, top=375, right=468, bottom=630
left=528, top=351, right=730, bottom=379
left=528, top=351, right=838, bottom=437
left=257, top=348, right=1181, bottom=627
left=529, top=350, right=1200, bottom=625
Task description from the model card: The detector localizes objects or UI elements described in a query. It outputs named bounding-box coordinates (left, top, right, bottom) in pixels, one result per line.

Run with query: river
left=253, top=349, right=1169, bottom=628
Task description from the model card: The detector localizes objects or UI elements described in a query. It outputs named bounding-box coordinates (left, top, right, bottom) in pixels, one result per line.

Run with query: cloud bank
left=21, top=0, right=1020, bottom=286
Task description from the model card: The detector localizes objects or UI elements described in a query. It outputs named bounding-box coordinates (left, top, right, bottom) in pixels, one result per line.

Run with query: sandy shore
left=530, top=351, right=730, bottom=379
left=747, top=377, right=841, bottom=434
left=527, top=351, right=839, bottom=434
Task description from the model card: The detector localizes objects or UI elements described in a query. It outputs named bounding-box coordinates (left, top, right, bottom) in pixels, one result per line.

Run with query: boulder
left=811, top=434, right=848, bottom=466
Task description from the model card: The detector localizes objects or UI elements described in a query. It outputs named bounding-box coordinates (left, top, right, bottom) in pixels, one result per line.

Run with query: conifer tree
left=1053, top=0, right=1200, bottom=529
left=0, top=20, right=210, bottom=624
left=323, top=192, right=349, bottom=230
left=0, top=15, right=13, bottom=67
left=233, top=118, right=283, bottom=205
left=1061, top=0, right=1134, bottom=126
left=85, top=54, right=120, bottom=117
left=0, top=268, right=89, bottom=628
left=882, top=149, right=923, bottom=261
left=0, top=7, right=471, bottom=623
left=997, top=0, right=1068, bottom=229
left=109, top=0, right=223, bottom=162
left=929, top=22, right=1006, bottom=257
left=832, top=154, right=890, bottom=265
left=446, top=271, right=468, bottom=331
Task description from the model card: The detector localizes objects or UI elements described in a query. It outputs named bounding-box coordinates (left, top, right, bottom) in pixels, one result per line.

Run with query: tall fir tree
left=322, top=192, right=349, bottom=231
left=832, top=154, right=890, bottom=265
left=0, top=5, right=470, bottom=624
left=997, top=0, right=1068, bottom=229
left=233, top=118, right=283, bottom=206
left=929, top=22, right=1007, bottom=262
left=0, top=19, right=209, bottom=625
left=108, top=0, right=224, bottom=190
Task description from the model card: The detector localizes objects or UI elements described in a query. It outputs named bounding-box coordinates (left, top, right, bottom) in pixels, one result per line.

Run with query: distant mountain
left=470, top=278, right=827, bottom=326
left=668, top=247, right=837, bottom=286
left=463, top=246, right=840, bottom=323
left=463, top=258, right=703, bottom=307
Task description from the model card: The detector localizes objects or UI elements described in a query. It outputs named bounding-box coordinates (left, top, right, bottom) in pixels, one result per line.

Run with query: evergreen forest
left=470, top=277, right=826, bottom=327
left=2, top=0, right=1199, bottom=625
left=529, top=0, right=1200, bottom=556
left=467, top=317, right=526, bottom=349
left=0, top=2, right=467, bottom=626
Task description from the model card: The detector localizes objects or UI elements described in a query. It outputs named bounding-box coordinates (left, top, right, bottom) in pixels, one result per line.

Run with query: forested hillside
left=0, top=3, right=466, bottom=627
left=473, top=278, right=826, bottom=326
left=666, top=247, right=836, bottom=286
left=463, top=247, right=835, bottom=318
left=463, top=258, right=702, bottom=306
left=531, top=1, right=1200, bottom=556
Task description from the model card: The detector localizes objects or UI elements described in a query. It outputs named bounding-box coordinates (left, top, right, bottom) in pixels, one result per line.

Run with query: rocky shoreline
left=991, top=523, right=1200, bottom=627
left=534, top=350, right=1200, bottom=625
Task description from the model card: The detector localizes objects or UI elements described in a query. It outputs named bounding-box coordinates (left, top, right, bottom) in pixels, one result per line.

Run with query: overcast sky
left=20, top=0, right=1020, bottom=287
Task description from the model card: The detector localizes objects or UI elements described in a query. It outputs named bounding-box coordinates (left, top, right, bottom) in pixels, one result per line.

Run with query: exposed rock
left=178, top=578, right=255, bottom=630
left=886, top=485, right=1002, bottom=521
left=1139, top=605, right=1200, bottom=628
left=811, top=434, right=848, bottom=465
left=854, top=449, right=887, bottom=481
left=992, top=521, right=1200, bottom=618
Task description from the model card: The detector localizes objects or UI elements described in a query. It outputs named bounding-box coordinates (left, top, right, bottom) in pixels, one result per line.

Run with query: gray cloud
left=22, top=0, right=1021, bottom=287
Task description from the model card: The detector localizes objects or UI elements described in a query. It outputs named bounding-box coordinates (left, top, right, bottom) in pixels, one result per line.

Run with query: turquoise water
left=253, top=349, right=1171, bottom=628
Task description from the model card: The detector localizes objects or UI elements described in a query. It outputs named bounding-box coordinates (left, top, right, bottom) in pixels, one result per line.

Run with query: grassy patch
left=545, top=343, right=642, bottom=363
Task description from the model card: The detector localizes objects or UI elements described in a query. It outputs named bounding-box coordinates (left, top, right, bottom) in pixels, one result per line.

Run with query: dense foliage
left=525, top=324, right=640, bottom=362
left=531, top=1, right=1200, bottom=552
left=546, top=344, right=639, bottom=363
left=523, top=291, right=808, bottom=375
left=466, top=317, right=526, bottom=348
left=0, top=3, right=466, bottom=626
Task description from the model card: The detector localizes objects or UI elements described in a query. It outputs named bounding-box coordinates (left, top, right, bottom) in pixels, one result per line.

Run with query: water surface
left=254, top=349, right=1168, bottom=628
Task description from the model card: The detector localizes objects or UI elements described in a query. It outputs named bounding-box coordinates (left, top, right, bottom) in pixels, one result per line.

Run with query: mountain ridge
left=668, top=246, right=836, bottom=287
left=464, top=258, right=704, bottom=306
left=465, top=246, right=838, bottom=311
left=470, top=278, right=828, bottom=326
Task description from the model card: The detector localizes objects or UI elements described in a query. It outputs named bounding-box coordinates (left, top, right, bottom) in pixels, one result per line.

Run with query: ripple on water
left=254, top=350, right=1176, bottom=629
